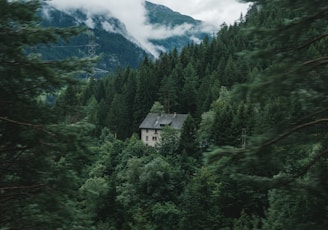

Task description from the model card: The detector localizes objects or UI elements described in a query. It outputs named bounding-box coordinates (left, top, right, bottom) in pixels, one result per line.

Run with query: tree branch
left=0, top=184, right=45, bottom=191
left=0, top=117, right=54, bottom=136
left=303, top=56, right=328, bottom=65
left=259, top=118, right=328, bottom=151
left=0, top=116, right=42, bottom=128
left=277, top=34, right=328, bottom=53
left=292, top=108, right=328, bottom=126
left=297, top=33, right=328, bottom=50
left=283, top=148, right=328, bottom=185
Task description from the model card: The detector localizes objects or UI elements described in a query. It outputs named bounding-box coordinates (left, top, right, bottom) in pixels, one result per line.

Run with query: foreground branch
left=0, top=117, right=54, bottom=136
left=259, top=118, right=328, bottom=152
left=284, top=148, right=328, bottom=185
left=0, top=184, right=45, bottom=191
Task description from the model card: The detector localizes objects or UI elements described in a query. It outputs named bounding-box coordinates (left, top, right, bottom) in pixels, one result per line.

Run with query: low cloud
left=47, top=0, right=247, bottom=57
left=149, top=0, right=251, bottom=26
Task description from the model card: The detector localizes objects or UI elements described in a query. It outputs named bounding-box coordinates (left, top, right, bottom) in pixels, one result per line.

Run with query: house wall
left=141, top=129, right=161, bottom=146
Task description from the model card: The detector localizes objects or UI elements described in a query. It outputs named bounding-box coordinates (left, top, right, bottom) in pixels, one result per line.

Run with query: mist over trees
left=1, top=0, right=328, bottom=229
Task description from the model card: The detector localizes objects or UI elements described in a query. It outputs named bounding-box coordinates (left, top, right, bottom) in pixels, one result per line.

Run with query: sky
left=149, top=0, right=250, bottom=26
left=48, top=0, right=250, bottom=57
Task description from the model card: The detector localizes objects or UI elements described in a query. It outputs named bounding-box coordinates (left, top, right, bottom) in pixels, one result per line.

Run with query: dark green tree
left=0, top=0, right=95, bottom=228
left=211, top=100, right=235, bottom=146
left=155, top=126, right=180, bottom=156
left=180, top=63, right=199, bottom=114
left=159, top=75, right=178, bottom=114
left=180, top=166, right=222, bottom=230
left=178, top=115, right=199, bottom=160
left=133, top=58, right=156, bottom=130
left=208, top=0, right=328, bottom=228
left=106, top=93, right=129, bottom=139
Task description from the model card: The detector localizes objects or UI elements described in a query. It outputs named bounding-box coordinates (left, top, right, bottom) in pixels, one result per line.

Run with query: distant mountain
left=145, top=2, right=210, bottom=50
left=39, top=1, right=212, bottom=76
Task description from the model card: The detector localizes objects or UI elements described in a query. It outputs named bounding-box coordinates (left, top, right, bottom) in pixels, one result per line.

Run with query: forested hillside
left=39, top=1, right=210, bottom=74
left=1, top=0, right=328, bottom=229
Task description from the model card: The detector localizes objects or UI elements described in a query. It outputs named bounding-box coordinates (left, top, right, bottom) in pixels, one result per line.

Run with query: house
left=139, top=113, right=188, bottom=146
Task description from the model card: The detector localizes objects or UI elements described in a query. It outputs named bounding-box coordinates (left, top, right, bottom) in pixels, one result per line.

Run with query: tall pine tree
left=0, top=0, right=95, bottom=228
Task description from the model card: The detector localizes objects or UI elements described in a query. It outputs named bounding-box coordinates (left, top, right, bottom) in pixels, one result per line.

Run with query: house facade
left=139, top=113, right=188, bottom=146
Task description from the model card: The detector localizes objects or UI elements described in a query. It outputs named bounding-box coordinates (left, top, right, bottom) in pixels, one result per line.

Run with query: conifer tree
left=178, top=115, right=199, bottom=160
left=159, top=75, right=178, bottom=113
left=209, top=1, right=328, bottom=228
left=180, top=63, right=199, bottom=114
left=0, top=0, right=95, bottom=228
left=133, top=58, right=156, bottom=130
left=107, top=93, right=129, bottom=139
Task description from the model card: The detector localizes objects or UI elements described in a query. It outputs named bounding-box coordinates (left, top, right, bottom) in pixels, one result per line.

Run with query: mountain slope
left=145, top=1, right=210, bottom=51
left=39, top=1, right=212, bottom=75
left=146, top=1, right=200, bottom=25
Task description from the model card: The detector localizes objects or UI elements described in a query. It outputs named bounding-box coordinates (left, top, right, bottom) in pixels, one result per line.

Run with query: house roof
left=139, top=113, right=188, bottom=130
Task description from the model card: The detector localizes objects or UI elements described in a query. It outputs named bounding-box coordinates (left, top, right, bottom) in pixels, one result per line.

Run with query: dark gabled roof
left=139, top=113, right=188, bottom=130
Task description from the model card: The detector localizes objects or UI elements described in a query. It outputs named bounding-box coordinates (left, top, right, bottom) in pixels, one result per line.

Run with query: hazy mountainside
left=40, top=1, right=211, bottom=75
left=145, top=2, right=209, bottom=51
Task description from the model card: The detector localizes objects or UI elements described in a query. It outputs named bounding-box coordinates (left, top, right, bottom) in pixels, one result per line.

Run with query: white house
left=139, top=113, right=188, bottom=146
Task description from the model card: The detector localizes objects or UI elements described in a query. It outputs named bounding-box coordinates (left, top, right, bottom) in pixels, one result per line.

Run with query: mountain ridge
left=39, top=1, right=213, bottom=75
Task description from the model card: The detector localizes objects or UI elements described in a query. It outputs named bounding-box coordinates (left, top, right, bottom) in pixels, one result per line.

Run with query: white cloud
left=149, top=0, right=251, bottom=26
left=47, top=0, right=250, bottom=57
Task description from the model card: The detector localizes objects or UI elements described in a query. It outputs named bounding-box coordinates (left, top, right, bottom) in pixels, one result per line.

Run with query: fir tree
left=0, top=0, right=95, bottom=228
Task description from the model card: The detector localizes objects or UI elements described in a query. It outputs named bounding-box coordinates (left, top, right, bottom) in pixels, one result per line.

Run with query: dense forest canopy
left=1, top=0, right=328, bottom=229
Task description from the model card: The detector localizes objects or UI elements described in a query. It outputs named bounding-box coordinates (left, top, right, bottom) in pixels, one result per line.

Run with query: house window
left=152, top=136, right=157, bottom=141
left=155, top=130, right=158, bottom=134
left=146, top=129, right=149, bottom=133
left=146, top=136, right=148, bottom=141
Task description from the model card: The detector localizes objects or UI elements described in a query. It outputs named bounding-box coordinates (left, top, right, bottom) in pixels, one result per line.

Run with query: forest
left=1, top=0, right=328, bottom=229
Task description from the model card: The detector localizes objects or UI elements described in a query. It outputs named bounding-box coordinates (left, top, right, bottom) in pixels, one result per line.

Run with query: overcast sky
left=149, top=0, right=250, bottom=26
left=48, top=0, right=250, bottom=57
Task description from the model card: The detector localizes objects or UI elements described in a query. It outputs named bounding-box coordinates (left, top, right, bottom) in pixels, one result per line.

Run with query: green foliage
left=180, top=166, right=222, bottom=229
left=155, top=126, right=180, bottom=156
left=159, top=75, right=178, bottom=113
left=180, top=63, right=199, bottom=114
left=197, top=110, right=216, bottom=148
left=178, top=115, right=200, bottom=160
left=208, top=0, right=328, bottom=229
left=0, top=0, right=96, bottom=228
left=151, top=202, right=181, bottom=229
left=150, top=101, right=165, bottom=113
left=4, top=0, right=328, bottom=228
left=106, top=93, right=129, bottom=139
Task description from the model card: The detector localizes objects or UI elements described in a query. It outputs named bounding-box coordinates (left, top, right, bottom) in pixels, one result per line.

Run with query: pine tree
left=180, top=63, right=199, bottom=114
left=209, top=1, right=328, bottom=228
left=178, top=115, right=199, bottom=160
left=133, top=58, right=156, bottom=131
left=107, top=93, right=129, bottom=139
left=180, top=166, right=221, bottom=230
left=0, top=0, right=95, bottom=228
left=159, top=75, right=178, bottom=114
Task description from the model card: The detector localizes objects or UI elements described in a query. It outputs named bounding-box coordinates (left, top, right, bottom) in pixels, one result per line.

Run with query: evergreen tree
left=180, top=166, right=221, bottom=230
left=209, top=1, right=328, bottom=228
left=159, top=75, right=178, bottom=114
left=133, top=58, right=156, bottom=131
left=106, top=93, right=129, bottom=139
left=211, top=96, right=235, bottom=146
left=178, top=115, right=199, bottom=160
left=0, top=0, right=95, bottom=228
left=180, top=63, right=199, bottom=114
